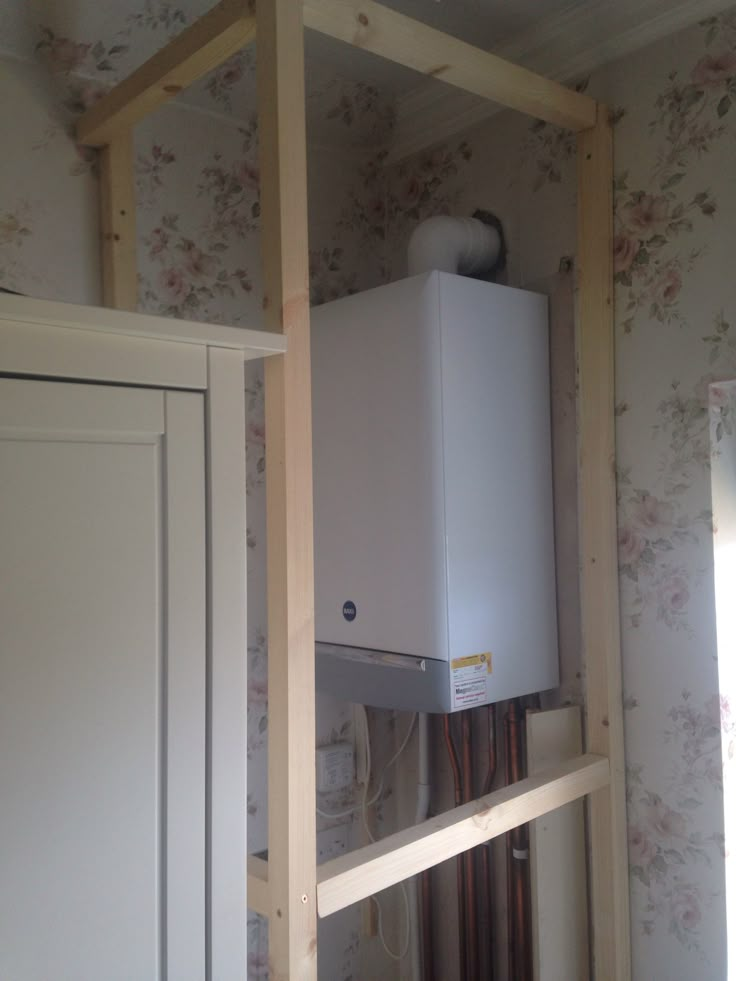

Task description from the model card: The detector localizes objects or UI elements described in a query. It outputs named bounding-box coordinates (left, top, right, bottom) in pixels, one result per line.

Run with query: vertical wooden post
left=207, top=348, right=248, bottom=978
left=577, top=105, right=631, bottom=980
left=99, top=132, right=138, bottom=310
left=257, top=1, right=317, bottom=979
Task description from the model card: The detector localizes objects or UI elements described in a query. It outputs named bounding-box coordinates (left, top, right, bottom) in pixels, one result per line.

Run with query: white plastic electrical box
left=311, top=271, right=559, bottom=712
left=316, top=742, right=354, bottom=794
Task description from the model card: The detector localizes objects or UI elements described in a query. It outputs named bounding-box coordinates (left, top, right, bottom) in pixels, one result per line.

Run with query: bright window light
left=710, top=380, right=736, bottom=981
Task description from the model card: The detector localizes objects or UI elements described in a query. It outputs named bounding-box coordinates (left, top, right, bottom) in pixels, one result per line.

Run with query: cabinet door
left=0, top=378, right=206, bottom=981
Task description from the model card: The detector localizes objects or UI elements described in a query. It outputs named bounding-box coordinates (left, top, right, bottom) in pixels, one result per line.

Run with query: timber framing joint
left=77, top=2, right=630, bottom=978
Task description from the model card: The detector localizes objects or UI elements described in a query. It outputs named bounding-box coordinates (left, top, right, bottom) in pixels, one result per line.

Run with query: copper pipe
left=443, top=714, right=464, bottom=808
left=443, top=714, right=466, bottom=980
left=505, top=700, right=532, bottom=981
left=460, top=710, right=473, bottom=797
left=477, top=844, right=491, bottom=980
left=460, top=710, right=478, bottom=980
left=504, top=706, right=514, bottom=979
left=482, top=704, right=498, bottom=796
left=477, top=704, right=497, bottom=981
left=420, top=867, right=435, bottom=981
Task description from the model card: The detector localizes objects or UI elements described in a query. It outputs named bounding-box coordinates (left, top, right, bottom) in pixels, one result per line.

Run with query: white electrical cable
left=315, top=710, right=417, bottom=961
left=374, top=877, right=411, bottom=963
left=315, top=789, right=381, bottom=821
left=316, top=710, right=417, bottom=820
left=384, top=711, right=418, bottom=773
left=362, top=713, right=416, bottom=963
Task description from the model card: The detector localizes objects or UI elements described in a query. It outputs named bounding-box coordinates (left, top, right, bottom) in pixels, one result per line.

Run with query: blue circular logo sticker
left=342, top=601, right=356, bottom=622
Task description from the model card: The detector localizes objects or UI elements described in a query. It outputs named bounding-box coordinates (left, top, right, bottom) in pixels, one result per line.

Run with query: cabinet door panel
left=0, top=378, right=206, bottom=981
left=163, top=390, right=206, bottom=981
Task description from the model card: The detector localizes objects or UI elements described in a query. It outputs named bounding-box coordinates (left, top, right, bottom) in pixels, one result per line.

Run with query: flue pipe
left=407, top=216, right=501, bottom=278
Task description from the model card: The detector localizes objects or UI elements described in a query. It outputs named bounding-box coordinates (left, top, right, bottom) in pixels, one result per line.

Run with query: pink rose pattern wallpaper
left=609, top=21, right=736, bottom=968
left=542, top=13, right=734, bottom=973
left=1, top=2, right=736, bottom=978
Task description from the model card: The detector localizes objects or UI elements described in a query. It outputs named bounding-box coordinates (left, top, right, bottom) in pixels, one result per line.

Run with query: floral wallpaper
left=3, top=1, right=736, bottom=979
left=607, top=19, right=734, bottom=971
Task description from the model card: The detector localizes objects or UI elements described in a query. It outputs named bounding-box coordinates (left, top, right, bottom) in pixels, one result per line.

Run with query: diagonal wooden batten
left=76, top=0, right=256, bottom=147
left=302, top=0, right=597, bottom=131
left=316, top=754, right=610, bottom=918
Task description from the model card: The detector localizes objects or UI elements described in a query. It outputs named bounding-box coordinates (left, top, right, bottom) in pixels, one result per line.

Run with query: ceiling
left=366, top=0, right=578, bottom=53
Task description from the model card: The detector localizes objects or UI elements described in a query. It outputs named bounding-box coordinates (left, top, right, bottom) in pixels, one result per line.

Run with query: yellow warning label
left=451, top=652, right=492, bottom=674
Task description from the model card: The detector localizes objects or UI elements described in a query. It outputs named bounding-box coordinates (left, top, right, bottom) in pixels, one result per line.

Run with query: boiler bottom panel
left=316, top=643, right=556, bottom=714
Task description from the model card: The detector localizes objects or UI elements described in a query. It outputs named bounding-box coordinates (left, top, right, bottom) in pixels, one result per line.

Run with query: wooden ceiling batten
left=302, top=0, right=597, bottom=131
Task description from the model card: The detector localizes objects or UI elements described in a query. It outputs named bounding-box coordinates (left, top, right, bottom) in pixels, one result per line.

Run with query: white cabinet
left=0, top=295, right=286, bottom=980
left=1, top=379, right=206, bottom=979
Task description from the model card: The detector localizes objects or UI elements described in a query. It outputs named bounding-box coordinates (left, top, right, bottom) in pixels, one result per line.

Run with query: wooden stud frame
left=77, top=2, right=630, bottom=978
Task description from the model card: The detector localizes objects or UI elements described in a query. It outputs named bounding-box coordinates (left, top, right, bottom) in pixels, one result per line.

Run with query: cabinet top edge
left=0, top=293, right=287, bottom=360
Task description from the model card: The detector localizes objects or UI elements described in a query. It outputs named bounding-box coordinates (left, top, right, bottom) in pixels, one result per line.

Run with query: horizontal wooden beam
left=77, top=0, right=256, bottom=146
left=247, top=855, right=270, bottom=917
left=302, top=0, right=597, bottom=132
left=317, top=754, right=609, bottom=917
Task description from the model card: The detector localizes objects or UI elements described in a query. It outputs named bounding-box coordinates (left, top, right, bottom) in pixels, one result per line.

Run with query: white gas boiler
left=311, top=271, right=558, bottom=713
